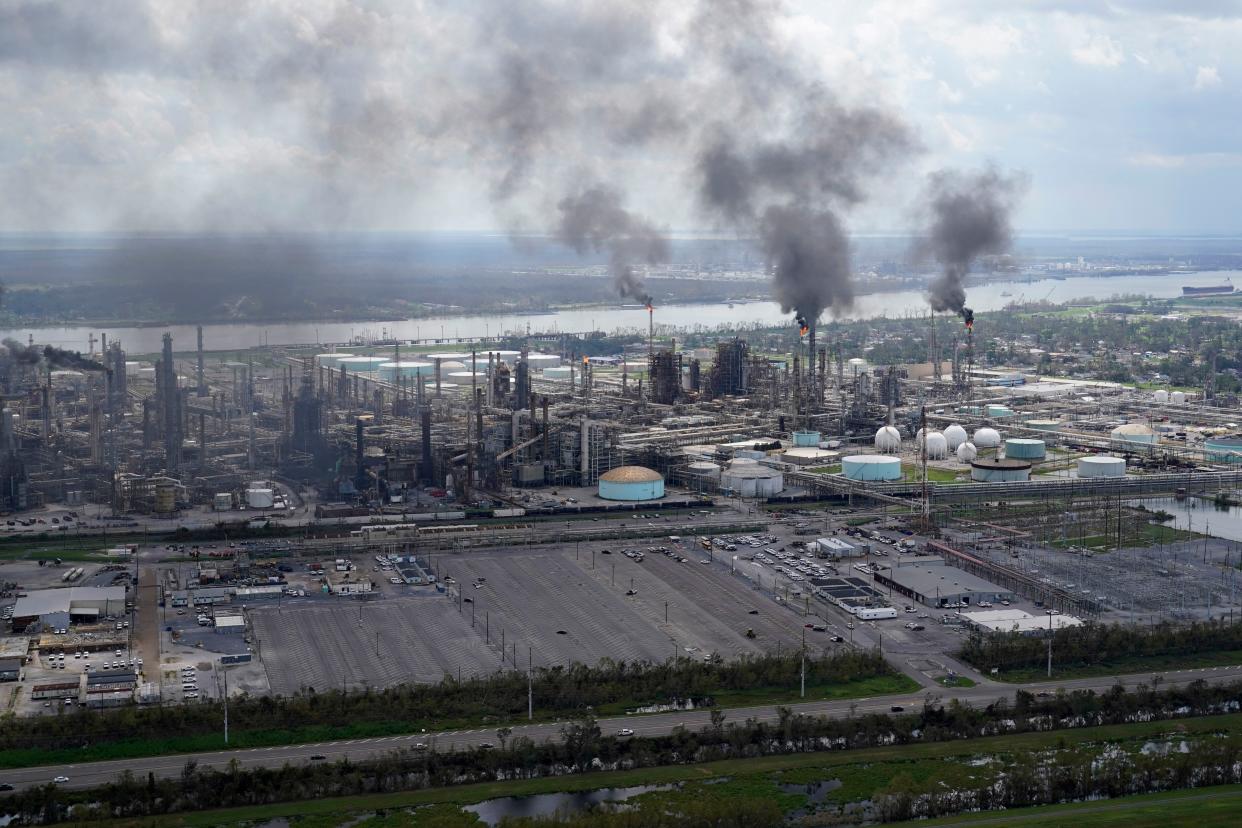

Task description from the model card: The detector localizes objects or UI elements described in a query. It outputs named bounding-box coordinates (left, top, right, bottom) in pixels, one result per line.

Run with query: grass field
left=914, top=784, right=1242, bottom=827
left=1049, top=522, right=1197, bottom=551
left=989, top=647, right=1242, bottom=683
left=0, top=673, right=917, bottom=770
left=66, top=712, right=1242, bottom=828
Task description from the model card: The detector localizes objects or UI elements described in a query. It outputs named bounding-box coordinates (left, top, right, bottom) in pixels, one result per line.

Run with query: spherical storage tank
left=973, top=427, right=1002, bottom=448
left=918, top=431, right=948, bottom=460
left=598, top=466, right=665, bottom=501
left=956, top=442, right=977, bottom=463
left=1004, top=438, right=1046, bottom=460
left=970, top=458, right=1031, bottom=482
left=379, top=361, right=434, bottom=381
left=1078, top=456, right=1126, bottom=478
left=1110, top=423, right=1158, bottom=445
left=944, top=424, right=968, bottom=451
left=842, top=455, right=901, bottom=481
left=720, top=459, right=784, bottom=497
left=874, top=426, right=902, bottom=452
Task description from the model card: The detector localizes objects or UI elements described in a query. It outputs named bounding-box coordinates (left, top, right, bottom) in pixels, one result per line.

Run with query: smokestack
left=419, top=405, right=433, bottom=484
left=434, top=357, right=442, bottom=397
left=355, top=417, right=367, bottom=495
left=647, top=301, right=654, bottom=355
left=196, top=325, right=206, bottom=397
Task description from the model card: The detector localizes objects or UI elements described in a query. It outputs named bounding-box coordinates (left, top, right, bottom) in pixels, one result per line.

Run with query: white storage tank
left=448, top=371, right=487, bottom=383
left=1110, top=423, right=1158, bottom=445
left=720, top=459, right=784, bottom=497
left=336, top=356, right=387, bottom=373
left=973, top=427, right=1002, bottom=448
left=1170, top=391, right=1187, bottom=404
left=921, top=432, right=948, bottom=460
left=1025, top=419, right=1060, bottom=432
left=1078, top=456, right=1126, bottom=478
left=1153, top=390, right=1169, bottom=404
left=1004, top=438, right=1046, bottom=460
left=544, top=366, right=573, bottom=380
left=527, top=353, right=562, bottom=370
left=315, top=353, right=353, bottom=368
left=685, top=461, right=721, bottom=481
left=875, top=426, right=902, bottom=452
left=379, top=361, right=434, bottom=381
left=970, top=458, right=1032, bottom=482
left=246, top=488, right=275, bottom=509
left=841, top=455, right=902, bottom=481
left=956, top=441, right=977, bottom=463
left=943, top=424, right=968, bottom=451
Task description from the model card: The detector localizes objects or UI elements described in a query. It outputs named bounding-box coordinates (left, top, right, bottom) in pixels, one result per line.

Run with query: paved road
left=5, top=665, right=1241, bottom=792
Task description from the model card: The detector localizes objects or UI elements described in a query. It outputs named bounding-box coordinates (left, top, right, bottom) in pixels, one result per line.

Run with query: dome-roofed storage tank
left=685, top=461, right=721, bottom=481
left=1110, top=423, right=1158, bottom=445
left=943, top=424, right=968, bottom=451
left=1004, top=438, right=1046, bottom=460
left=841, top=455, right=902, bottom=481
left=956, top=441, right=978, bottom=463
left=1170, top=391, right=1187, bottom=404
left=971, top=457, right=1032, bottom=482
left=973, top=427, right=1002, bottom=448
left=1078, top=456, right=1126, bottom=478
left=874, top=426, right=902, bottom=452
left=598, top=466, right=665, bottom=501
left=1153, top=390, right=1169, bottom=403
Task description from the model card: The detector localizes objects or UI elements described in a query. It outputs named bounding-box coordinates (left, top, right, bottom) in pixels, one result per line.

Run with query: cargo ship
left=1183, top=280, right=1234, bottom=296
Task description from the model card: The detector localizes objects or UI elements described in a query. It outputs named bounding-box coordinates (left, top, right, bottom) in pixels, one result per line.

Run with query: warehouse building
left=958, top=608, right=1084, bottom=635
left=31, top=681, right=80, bottom=700
left=9, top=586, right=127, bottom=629
left=0, top=658, right=22, bottom=681
left=873, top=562, right=1014, bottom=608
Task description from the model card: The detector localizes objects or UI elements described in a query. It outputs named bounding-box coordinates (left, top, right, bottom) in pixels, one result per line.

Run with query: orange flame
left=799, top=325, right=809, bottom=337
left=582, top=355, right=589, bottom=365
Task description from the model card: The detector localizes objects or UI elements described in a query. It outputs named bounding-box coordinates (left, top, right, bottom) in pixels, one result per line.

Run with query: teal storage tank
left=1004, top=438, right=1046, bottom=460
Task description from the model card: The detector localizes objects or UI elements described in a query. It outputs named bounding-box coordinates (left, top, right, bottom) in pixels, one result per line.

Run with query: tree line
left=957, top=618, right=1242, bottom=674
left=0, top=651, right=891, bottom=754
left=4, top=677, right=1240, bottom=824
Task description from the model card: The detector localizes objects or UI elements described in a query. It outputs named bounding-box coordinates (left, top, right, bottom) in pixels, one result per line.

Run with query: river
left=2, top=270, right=1237, bottom=354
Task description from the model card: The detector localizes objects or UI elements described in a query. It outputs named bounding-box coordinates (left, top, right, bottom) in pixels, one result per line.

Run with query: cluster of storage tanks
left=1152, top=389, right=1188, bottom=405
left=317, top=350, right=563, bottom=385
left=854, top=418, right=1128, bottom=482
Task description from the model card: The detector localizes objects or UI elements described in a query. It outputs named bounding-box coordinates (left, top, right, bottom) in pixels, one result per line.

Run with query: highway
left=5, top=665, right=1241, bottom=792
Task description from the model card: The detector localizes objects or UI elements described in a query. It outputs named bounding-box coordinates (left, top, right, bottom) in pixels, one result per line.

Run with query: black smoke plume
left=920, top=167, right=1026, bottom=317
left=555, top=185, right=668, bottom=305
left=2, top=339, right=42, bottom=366
left=43, top=345, right=107, bottom=372
left=760, top=206, right=853, bottom=325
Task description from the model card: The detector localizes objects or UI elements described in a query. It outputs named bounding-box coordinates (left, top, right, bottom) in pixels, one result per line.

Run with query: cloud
left=937, top=114, right=975, bottom=151
left=1194, top=65, right=1222, bottom=89
left=1071, top=33, right=1126, bottom=67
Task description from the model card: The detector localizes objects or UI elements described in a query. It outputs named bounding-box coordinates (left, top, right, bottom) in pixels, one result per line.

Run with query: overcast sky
left=0, top=0, right=1238, bottom=236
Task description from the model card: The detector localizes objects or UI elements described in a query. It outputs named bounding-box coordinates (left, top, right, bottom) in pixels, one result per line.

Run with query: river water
left=1134, top=496, right=1242, bottom=543
left=3, top=270, right=1237, bottom=354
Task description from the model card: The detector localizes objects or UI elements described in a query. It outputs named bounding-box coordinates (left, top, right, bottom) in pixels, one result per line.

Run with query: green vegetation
left=915, top=784, right=1242, bottom=827
left=937, top=675, right=976, bottom=688
left=1050, top=521, right=1197, bottom=551
left=901, top=465, right=963, bottom=483
left=61, top=712, right=1242, bottom=828
left=0, top=651, right=904, bottom=769
left=959, top=619, right=1242, bottom=681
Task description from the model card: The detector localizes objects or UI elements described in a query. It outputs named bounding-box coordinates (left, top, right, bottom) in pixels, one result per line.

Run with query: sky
left=0, top=0, right=1238, bottom=236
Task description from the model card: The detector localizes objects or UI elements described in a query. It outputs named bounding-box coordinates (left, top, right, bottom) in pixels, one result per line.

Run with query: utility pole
left=800, top=627, right=806, bottom=699
left=528, top=646, right=533, bottom=721
left=1047, top=611, right=1053, bottom=678
left=222, top=669, right=229, bottom=745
